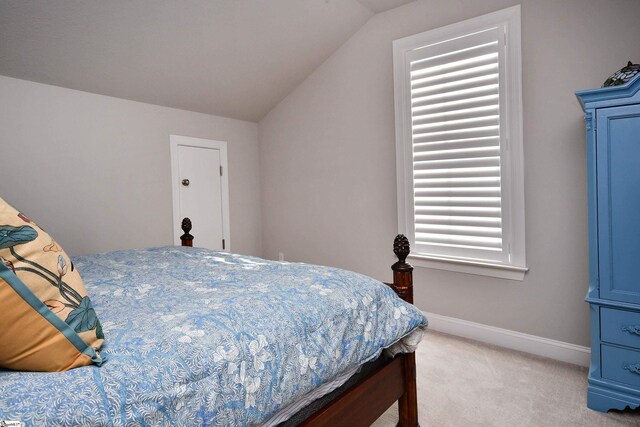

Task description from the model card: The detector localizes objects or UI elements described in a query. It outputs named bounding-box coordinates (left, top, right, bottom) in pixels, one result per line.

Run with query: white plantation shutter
left=394, top=6, right=526, bottom=276
left=409, top=27, right=504, bottom=261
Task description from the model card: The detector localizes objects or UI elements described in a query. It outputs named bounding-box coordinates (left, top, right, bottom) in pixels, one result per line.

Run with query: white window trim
left=393, top=5, right=527, bottom=280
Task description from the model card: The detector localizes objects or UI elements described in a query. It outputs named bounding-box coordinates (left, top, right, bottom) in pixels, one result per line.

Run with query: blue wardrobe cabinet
left=577, top=73, right=640, bottom=412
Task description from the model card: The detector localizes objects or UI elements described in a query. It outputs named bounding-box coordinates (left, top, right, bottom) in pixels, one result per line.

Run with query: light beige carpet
left=372, top=331, right=640, bottom=426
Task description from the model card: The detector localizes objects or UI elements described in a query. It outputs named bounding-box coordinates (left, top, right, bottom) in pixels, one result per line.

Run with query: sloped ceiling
left=0, top=0, right=414, bottom=122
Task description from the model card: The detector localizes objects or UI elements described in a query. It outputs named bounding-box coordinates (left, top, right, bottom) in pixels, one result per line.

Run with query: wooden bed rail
left=179, top=218, right=419, bottom=426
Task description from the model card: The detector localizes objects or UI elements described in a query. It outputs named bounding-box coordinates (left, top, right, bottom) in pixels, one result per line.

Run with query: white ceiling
left=0, top=0, right=414, bottom=122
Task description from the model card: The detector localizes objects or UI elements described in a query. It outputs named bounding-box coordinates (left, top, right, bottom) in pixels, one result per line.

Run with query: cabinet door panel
left=597, top=104, right=640, bottom=303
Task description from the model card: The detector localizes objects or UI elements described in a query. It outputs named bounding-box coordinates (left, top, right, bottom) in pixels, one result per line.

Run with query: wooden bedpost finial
left=392, top=234, right=413, bottom=274
left=393, top=234, right=410, bottom=264
left=391, top=234, right=413, bottom=304
left=180, top=217, right=194, bottom=247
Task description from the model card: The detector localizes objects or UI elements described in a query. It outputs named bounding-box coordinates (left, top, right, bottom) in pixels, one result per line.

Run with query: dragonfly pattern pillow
left=0, top=197, right=104, bottom=371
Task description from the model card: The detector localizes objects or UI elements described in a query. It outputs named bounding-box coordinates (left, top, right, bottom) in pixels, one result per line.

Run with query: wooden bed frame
left=180, top=218, right=420, bottom=427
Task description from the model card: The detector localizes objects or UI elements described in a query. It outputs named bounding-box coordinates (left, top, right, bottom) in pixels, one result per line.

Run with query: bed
left=0, top=219, right=427, bottom=426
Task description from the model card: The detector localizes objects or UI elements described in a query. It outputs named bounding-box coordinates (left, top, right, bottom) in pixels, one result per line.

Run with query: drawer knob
left=623, top=364, right=640, bottom=375
left=622, top=325, right=640, bottom=336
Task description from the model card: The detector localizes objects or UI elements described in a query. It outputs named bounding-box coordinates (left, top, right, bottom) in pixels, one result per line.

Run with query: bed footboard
left=306, top=234, right=420, bottom=426
left=179, top=218, right=420, bottom=426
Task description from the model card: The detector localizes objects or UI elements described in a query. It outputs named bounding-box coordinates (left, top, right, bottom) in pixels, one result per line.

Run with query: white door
left=170, top=135, right=230, bottom=251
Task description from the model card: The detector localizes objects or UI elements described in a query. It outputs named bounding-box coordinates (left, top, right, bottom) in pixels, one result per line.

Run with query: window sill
left=408, top=253, right=528, bottom=281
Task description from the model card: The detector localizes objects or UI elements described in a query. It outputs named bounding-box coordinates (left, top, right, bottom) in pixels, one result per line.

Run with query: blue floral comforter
left=0, top=247, right=427, bottom=426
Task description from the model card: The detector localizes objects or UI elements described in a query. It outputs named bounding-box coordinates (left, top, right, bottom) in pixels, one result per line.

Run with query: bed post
left=392, top=235, right=413, bottom=304
left=180, top=217, right=194, bottom=247
left=392, top=234, right=419, bottom=427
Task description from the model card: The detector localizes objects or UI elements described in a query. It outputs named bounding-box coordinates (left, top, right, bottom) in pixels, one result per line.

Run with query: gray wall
left=259, top=0, right=640, bottom=346
left=0, top=76, right=262, bottom=257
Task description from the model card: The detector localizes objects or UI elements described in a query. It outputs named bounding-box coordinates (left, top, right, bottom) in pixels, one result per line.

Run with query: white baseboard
left=424, top=311, right=590, bottom=367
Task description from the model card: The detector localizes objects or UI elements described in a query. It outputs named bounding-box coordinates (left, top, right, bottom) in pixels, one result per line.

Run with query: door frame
left=170, top=134, right=231, bottom=251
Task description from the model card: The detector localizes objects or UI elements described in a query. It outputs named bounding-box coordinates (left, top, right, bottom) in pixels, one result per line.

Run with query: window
left=393, top=6, right=526, bottom=280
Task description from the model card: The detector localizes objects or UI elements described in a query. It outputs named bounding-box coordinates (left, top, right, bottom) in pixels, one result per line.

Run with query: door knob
left=181, top=179, right=190, bottom=186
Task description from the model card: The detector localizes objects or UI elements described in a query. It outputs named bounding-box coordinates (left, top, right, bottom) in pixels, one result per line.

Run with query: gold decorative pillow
left=0, top=197, right=104, bottom=371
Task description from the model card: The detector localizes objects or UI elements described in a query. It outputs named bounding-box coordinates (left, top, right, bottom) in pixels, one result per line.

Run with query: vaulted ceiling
left=0, top=0, right=414, bottom=122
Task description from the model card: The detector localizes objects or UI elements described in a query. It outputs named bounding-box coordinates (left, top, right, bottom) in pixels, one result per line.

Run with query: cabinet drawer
left=601, top=345, right=640, bottom=387
left=601, top=308, right=640, bottom=349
